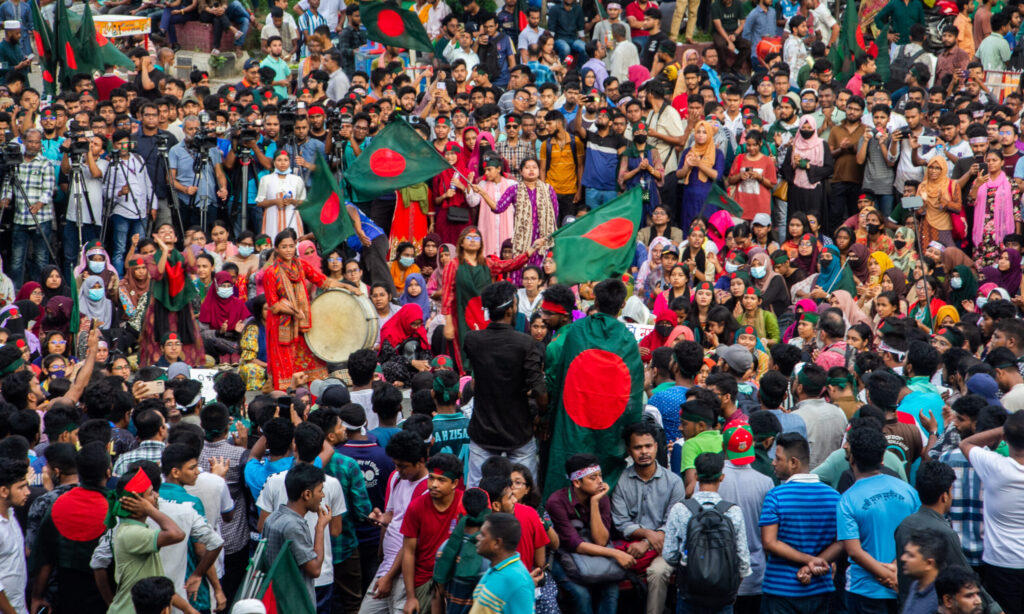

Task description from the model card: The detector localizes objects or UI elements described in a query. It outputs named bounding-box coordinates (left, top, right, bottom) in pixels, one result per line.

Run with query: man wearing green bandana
left=679, top=400, right=723, bottom=498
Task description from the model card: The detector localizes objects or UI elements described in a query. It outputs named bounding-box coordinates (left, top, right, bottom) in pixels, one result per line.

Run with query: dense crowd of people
left=4, top=0, right=1024, bottom=614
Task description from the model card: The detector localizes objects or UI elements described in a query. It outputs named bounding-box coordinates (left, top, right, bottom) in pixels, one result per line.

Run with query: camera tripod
left=186, top=145, right=217, bottom=231
left=156, top=144, right=187, bottom=241
left=236, top=146, right=252, bottom=231
left=67, top=154, right=99, bottom=248
left=101, top=151, right=149, bottom=242
left=1, top=161, right=60, bottom=264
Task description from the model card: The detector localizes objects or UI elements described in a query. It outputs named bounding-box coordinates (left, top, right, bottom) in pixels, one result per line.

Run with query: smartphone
left=918, top=135, right=937, bottom=146
left=277, top=395, right=293, bottom=416
left=143, top=380, right=165, bottom=396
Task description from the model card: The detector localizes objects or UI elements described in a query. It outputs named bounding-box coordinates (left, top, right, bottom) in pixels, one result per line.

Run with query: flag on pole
left=260, top=545, right=315, bottom=614
left=826, top=0, right=863, bottom=82
left=29, top=0, right=57, bottom=95
left=550, top=188, right=643, bottom=286
left=358, top=0, right=435, bottom=54
left=55, top=0, right=84, bottom=85
left=76, top=4, right=134, bottom=73
left=298, top=153, right=357, bottom=253
left=343, top=118, right=452, bottom=200
left=705, top=183, right=743, bottom=217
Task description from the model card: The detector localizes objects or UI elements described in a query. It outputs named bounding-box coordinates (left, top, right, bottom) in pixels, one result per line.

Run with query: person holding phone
left=0, top=21, right=31, bottom=80
left=968, top=149, right=1015, bottom=269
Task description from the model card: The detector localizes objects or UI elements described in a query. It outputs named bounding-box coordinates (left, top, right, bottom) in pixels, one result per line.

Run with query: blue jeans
left=315, top=584, right=333, bottom=614
left=11, top=221, right=52, bottom=288
left=554, top=38, right=588, bottom=60
left=161, top=7, right=194, bottom=45
left=875, top=193, right=895, bottom=220
left=466, top=439, right=538, bottom=488
left=585, top=188, right=618, bottom=208
left=62, top=221, right=101, bottom=281
left=227, top=0, right=250, bottom=40
left=110, top=214, right=148, bottom=277
left=549, top=557, right=619, bottom=614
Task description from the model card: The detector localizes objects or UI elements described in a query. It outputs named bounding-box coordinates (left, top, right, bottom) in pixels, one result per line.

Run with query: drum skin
left=306, top=288, right=379, bottom=363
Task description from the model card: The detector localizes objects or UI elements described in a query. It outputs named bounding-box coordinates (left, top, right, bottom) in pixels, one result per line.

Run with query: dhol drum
left=305, top=288, right=378, bottom=364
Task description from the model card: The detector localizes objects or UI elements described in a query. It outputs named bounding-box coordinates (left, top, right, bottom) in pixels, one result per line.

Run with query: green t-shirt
left=109, top=520, right=163, bottom=614
left=259, top=55, right=292, bottom=99
left=680, top=429, right=724, bottom=472
left=710, top=0, right=743, bottom=33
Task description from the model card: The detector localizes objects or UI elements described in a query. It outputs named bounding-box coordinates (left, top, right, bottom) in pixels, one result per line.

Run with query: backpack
left=887, top=46, right=927, bottom=90
left=681, top=499, right=741, bottom=610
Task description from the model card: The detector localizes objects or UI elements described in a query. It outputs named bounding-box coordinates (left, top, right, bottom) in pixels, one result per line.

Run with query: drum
left=305, top=288, right=378, bottom=363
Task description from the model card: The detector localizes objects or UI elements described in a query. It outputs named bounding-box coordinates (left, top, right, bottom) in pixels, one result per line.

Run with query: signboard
left=191, top=368, right=220, bottom=403
left=93, top=15, right=151, bottom=37
left=623, top=323, right=654, bottom=342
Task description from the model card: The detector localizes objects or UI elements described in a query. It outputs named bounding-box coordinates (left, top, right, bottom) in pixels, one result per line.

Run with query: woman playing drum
left=262, top=229, right=345, bottom=389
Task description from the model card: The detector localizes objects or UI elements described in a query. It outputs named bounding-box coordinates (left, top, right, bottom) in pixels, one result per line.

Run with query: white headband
left=568, top=465, right=601, bottom=482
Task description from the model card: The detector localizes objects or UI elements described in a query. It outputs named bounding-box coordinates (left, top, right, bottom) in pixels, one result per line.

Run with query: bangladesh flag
left=358, top=0, right=435, bottom=54
left=826, top=0, right=863, bottom=83
left=706, top=182, right=743, bottom=217
left=343, top=118, right=451, bottom=201
left=550, top=188, right=642, bottom=286
left=542, top=311, right=644, bottom=499
left=76, top=4, right=134, bottom=74
left=299, top=153, right=356, bottom=253
left=55, top=0, right=85, bottom=86
left=29, top=0, right=57, bottom=95
left=259, top=542, right=315, bottom=614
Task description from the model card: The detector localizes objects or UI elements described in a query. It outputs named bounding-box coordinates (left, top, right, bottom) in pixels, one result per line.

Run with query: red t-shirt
left=400, top=490, right=465, bottom=585
left=513, top=504, right=551, bottom=570
left=625, top=0, right=656, bottom=37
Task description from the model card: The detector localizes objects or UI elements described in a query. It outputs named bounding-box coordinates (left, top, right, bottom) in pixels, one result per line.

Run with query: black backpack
left=887, top=46, right=927, bottom=90
left=681, top=499, right=741, bottom=610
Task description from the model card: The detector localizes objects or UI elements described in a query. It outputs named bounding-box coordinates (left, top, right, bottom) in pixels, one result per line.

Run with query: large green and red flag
left=29, top=0, right=57, bottom=95
left=55, top=0, right=85, bottom=86
left=826, top=0, right=864, bottom=83
left=550, top=188, right=642, bottom=286
left=358, top=0, right=435, bottom=54
left=76, top=4, right=134, bottom=74
left=258, top=542, right=315, bottom=614
left=343, top=118, right=451, bottom=201
left=706, top=182, right=743, bottom=217
left=542, top=310, right=644, bottom=499
left=299, top=153, right=356, bottom=253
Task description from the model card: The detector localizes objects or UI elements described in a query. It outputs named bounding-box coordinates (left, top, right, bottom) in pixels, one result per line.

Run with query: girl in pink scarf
left=791, top=115, right=825, bottom=189
left=972, top=150, right=1015, bottom=269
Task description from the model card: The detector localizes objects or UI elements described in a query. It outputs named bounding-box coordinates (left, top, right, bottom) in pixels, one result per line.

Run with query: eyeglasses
left=465, top=236, right=482, bottom=242
left=328, top=257, right=343, bottom=262
left=51, top=340, right=67, bottom=346
left=164, top=341, right=183, bottom=347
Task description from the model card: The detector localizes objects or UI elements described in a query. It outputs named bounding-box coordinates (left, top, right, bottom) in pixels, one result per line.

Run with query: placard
left=93, top=15, right=151, bottom=37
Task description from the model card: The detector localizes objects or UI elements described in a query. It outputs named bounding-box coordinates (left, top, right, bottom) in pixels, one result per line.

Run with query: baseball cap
left=310, top=376, right=345, bottom=400
left=723, top=424, right=755, bottom=465
left=715, top=344, right=754, bottom=373
left=752, top=213, right=771, bottom=227
left=243, top=58, right=260, bottom=70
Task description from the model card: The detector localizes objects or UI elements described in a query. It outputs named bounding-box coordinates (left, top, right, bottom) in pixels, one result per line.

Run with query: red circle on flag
left=582, top=218, right=635, bottom=250
left=378, top=9, right=407, bottom=37
left=369, top=148, right=407, bottom=177
left=320, top=193, right=340, bottom=224
left=43, top=70, right=54, bottom=83
left=33, top=31, right=44, bottom=57
left=65, top=42, right=77, bottom=70
left=563, top=349, right=631, bottom=430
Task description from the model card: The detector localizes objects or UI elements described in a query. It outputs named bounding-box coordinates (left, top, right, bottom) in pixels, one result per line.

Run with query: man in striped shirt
left=759, top=432, right=842, bottom=614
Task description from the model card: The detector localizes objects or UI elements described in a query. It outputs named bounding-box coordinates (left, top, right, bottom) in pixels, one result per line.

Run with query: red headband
left=541, top=300, right=568, bottom=315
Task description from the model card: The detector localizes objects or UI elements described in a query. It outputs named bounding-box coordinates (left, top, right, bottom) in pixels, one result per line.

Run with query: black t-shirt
left=641, top=32, right=672, bottom=69
left=133, top=69, right=165, bottom=100
left=711, top=0, right=742, bottom=32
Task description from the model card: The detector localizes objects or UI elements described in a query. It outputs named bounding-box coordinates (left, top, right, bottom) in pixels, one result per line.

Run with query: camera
left=155, top=133, right=172, bottom=151
left=0, top=141, right=22, bottom=166
left=234, top=118, right=262, bottom=144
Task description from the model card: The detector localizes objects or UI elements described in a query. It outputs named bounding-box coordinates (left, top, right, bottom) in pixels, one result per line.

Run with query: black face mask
left=867, top=223, right=881, bottom=235
left=894, top=239, right=907, bottom=250
left=634, top=134, right=647, bottom=145
left=655, top=322, right=674, bottom=337
left=799, top=128, right=815, bottom=138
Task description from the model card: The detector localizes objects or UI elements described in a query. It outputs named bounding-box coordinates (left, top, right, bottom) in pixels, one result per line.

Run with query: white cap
left=231, top=600, right=267, bottom=614
left=752, top=213, right=772, bottom=227
left=3, top=21, right=20, bottom=30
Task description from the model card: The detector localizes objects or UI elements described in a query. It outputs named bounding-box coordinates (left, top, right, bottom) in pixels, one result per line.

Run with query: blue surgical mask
left=400, top=256, right=415, bottom=268
left=238, top=245, right=254, bottom=257
left=88, top=260, right=105, bottom=274
left=88, top=288, right=104, bottom=301
left=216, top=286, right=234, bottom=299
left=275, top=168, right=289, bottom=176
left=751, top=266, right=766, bottom=279
left=725, top=262, right=739, bottom=273
left=49, top=368, right=65, bottom=379
left=951, top=277, right=963, bottom=289
left=977, top=297, right=988, bottom=309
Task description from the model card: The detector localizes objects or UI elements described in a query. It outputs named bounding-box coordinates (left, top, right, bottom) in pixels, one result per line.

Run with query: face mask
left=894, top=239, right=906, bottom=250
left=88, top=260, right=105, bottom=274
left=238, top=245, right=254, bottom=257
left=217, top=286, right=234, bottom=299
left=977, top=297, right=988, bottom=308
left=725, top=262, right=739, bottom=273
left=799, top=128, right=816, bottom=138
left=951, top=277, right=963, bottom=289
left=655, top=322, right=674, bottom=337
left=400, top=256, right=415, bottom=268
left=866, top=223, right=881, bottom=235
left=49, top=368, right=65, bottom=379
left=274, top=168, right=289, bottom=176
left=634, top=134, right=647, bottom=145
left=87, top=288, right=104, bottom=302
left=751, top=265, right=767, bottom=279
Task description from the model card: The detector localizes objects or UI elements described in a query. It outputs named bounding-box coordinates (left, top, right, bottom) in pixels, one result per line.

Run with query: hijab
left=890, top=226, right=918, bottom=273
left=40, top=265, right=71, bottom=303
left=628, top=64, right=651, bottom=89
left=41, top=296, right=73, bottom=338
left=793, top=233, right=819, bottom=275
left=297, top=240, right=322, bottom=276
left=620, top=295, right=652, bottom=324
left=415, top=233, right=443, bottom=271
left=119, top=256, right=153, bottom=308
left=380, top=303, right=429, bottom=349
left=74, top=242, right=119, bottom=290
left=77, top=275, right=113, bottom=328
left=749, top=250, right=779, bottom=293
left=639, top=307, right=679, bottom=355
left=847, top=243, right=870, bottom=284
left=933, top=304, right=960, bottom=330
left=791, top=115, right=825, bottom=189
left=941, top=246, right=975, bottom=274
left=980, top=248, right=1023, bottom=296
left=683, top=120, right=718, bottom=184
left=919, top=156, right=952, bottom=204
left=817, top=245, right=857, bottom=295
left=199, top=271, right=251, bottom=331
left=884, top=268, right=909, bottom=299
left=399, top=273, right=431, bottom=321
left=16, top=282, right=40, bottom=303
left=948, top=265, right=979, bottom=315
left=869, top=251, right=894, bottom=285
left=638, top=236, right=673, bottom=291
left=831, top=289, right=873, bottom=327
left=459, top=127, right=480, bottom=169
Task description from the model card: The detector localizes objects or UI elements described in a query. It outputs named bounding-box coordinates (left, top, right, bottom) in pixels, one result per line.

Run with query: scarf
left=682, top=120, right=718, bottom=184
left=817, top=245, right=856, bottom=294
left=16, top=282, right=39, bottom=302
left=77, top=275, right=113, bottom=328
left=150, top=249, right=196, bottom=312
left=41, top=296, right=73, bottom=338
left=793, top=233, right=819, bottom=276
left=119, top=257, right=153, bottom=308
left=512, top=181, right=556, bottom=255
left=297, top=240, right=323, bottom=276
left=973, top=172, right=1015, bottom=247
left=941, top=246, right=975, bottom=274
left=271, top=257, right=312, bottom=344
left=920, top=156, right=952, bottom=202
left=74, top=242, right=119, bottom=292
left=869, top=251, right=894, bottom=285
left=847, top=243, right=870, bottom=284
left=639, top=307, right=678, bottom=355
left=415, top=233, right=443, bottom=271
left=399, top=182, right=432, bottom=216
left=199, top=271, right=251, bottom=331
left=399, top=272, right=431, bottom=321
left=980, top=248, right=1023, bottom=296
left=792, top=115, right=824, bottom=190
left=40, top=265, right=71, bottom=304
left=890, top=226, right=918, bottom=273
left=933, top=304, right=960, bottom=330
left=831, top=289, right=872, bottom=326
left=380, top=303, right=430, bottom=349
left=749, top=249, right=779, bottom=293
left=948, top=265, right=978, bottom=314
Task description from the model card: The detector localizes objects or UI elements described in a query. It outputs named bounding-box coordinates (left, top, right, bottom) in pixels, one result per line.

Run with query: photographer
left=134, top=102, right=179, bottom=228
left=105, top=129, right=157, bottom=276
left=224, top=112, right=278, bottom=234
left=60, top=133, right=107, bottom=276
left=307, top=105, right=331, bottom=151
left=1, top=128, right=55, bottom=287
left=168, top=115, right=229, bottom=233
left=281, top=113, right=325, bottom=188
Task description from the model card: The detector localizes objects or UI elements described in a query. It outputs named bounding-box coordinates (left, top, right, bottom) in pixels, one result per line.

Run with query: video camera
left=0, top=141, right=23, bottom=167
left=64, top=129, right=94, bottom=157
left=278, top=101, right=306, bottom=135
left=155, top=132, right=173, bottom=152
left=233, top=118, right=263, bottom=144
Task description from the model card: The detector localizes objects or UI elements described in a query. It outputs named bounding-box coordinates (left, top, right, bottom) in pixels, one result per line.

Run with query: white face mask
left=951, top=277, right=963, bottom=289
left=751, top=265, right=766, bottom=279
left=216, top=286, right=234, bottom=299
left=725, top=262, right=740, bottom=273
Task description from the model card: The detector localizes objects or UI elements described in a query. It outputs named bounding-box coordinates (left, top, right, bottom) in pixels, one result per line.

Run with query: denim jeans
left=110, top=214, right=148, bottom=277
left=549, top=557, right=619, bottom=614
left=584, top=188, right=618, bottom=209
left=62, top=221, right=101, bottom=281
left=875, top=193, right=895, bottom=220
left=11, top=221, right=52, bottom=288
left=161, top=7, right=194, bottom=45
left=554, top=37, right=588, bottom=60
left=227, top=0, right=251, bottom=40
left=315, top=584, right=334, bottom=614
left=466, top=439, right=538, bottom=488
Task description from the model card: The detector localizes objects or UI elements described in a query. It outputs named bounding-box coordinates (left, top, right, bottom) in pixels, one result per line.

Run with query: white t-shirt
left=0, top=509, right=26, bottom=614
left=378, top=474, right=427, bottom=578
left=257, top=469, right=345, bottom=587
left=349, top=388, right=379, bottom=431
left=810, top=3, right=836, bottom=47
left=1002, top=383, right=1024, bottom=413
left=157, top=497, right=225, bottom=610
left=256, top=172, right=307, bottom=237
left=185, top=472, right=235, bottom=576
left=967, top=446, right=1024, bottom=567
